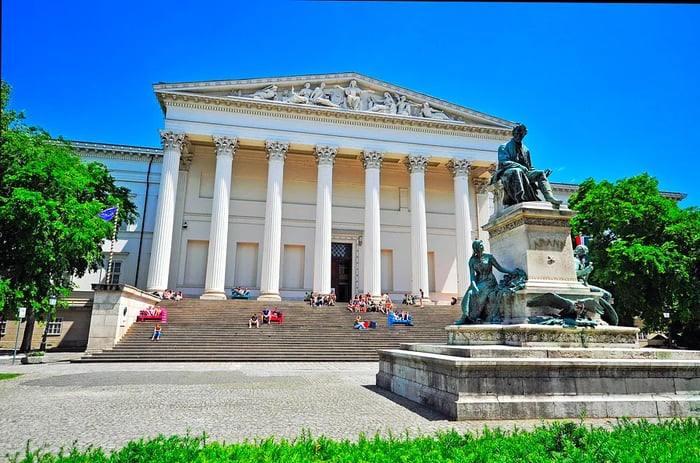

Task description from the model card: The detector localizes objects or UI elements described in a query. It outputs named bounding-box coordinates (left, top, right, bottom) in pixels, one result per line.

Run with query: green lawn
left=7, top=418, right=700, bottom=463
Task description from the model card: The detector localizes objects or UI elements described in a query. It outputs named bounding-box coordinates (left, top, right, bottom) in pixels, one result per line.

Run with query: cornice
left=70, top=141, right=163, bottom=162
left=159, top=94, right=512, bottom=141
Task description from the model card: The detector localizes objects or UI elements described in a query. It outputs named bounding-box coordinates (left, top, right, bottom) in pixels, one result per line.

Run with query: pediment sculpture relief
left=228, top=80, right=461, bottom=121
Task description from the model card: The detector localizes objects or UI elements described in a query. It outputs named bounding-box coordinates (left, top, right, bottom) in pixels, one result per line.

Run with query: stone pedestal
left=377, top=343, right=700, bottom=420
left=483, top=202, right=597, bottom=323
left=376, top=201, right=700, bottom=420
left=86, top=284, right=162, bottom=353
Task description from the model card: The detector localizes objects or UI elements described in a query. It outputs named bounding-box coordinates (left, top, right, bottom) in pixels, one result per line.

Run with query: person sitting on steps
left=151, top=323, right=162, bottom=341
left=249, top=313, right=260, bottom=328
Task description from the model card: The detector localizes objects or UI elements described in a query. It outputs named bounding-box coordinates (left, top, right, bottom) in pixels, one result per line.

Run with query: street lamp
left=663, top=312, right=671, bottom=348
left=39, top=296, right=58, bottom=352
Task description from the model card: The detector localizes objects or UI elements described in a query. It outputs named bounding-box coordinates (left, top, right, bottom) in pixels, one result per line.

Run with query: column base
left=200, top=291, right=227, bottom=301
left=257, top=293, right=282, bottom=302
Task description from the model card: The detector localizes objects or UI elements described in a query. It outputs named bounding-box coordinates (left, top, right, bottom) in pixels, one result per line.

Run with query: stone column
left=201, top=136, right=237, bottom=300
left=147, top=130, right=187, bottom=293
left=405, top=155, right=431, bottom=303
left=447, top=159, right=473, bottom=297
left=313, top=145, right=337, bottom=295
left=361, top=150, right=384, bottom=298
left=258, top=141, right=289, bottom=301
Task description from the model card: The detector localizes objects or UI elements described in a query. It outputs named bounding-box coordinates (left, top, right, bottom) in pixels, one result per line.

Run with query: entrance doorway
left=330, top=243, right=353, bottom=302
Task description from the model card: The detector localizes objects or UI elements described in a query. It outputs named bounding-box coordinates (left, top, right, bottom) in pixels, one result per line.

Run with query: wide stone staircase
left=75, top=299, right=461, bottom=362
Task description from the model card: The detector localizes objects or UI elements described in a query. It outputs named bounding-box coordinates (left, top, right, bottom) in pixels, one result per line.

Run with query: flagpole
left=106, top=205, right=119, bottom=285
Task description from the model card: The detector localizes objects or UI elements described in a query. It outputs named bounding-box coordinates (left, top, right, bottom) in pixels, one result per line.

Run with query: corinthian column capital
left=315, top=145, right=337, bottom=166
left=160, top=130, right=187, bottom=152
left=361, top=150, right=384, bottom=169
left=405, top=155, right=429, bottom=174
left=472, top=178, right=490, bottom=194
left=213, top=135, right=238, bottom=157
left=265, top=141, right=289, bottom=162
left=446, top=158, right=472, bottom=178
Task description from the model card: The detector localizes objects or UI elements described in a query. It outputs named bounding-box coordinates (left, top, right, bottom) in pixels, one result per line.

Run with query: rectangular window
left=110, top=261, right=122, bottom=285
left=46, top=318, right=63, bottom=336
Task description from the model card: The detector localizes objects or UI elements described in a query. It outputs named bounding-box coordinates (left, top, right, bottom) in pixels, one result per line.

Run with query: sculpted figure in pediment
left=310, top=82, right=339, bottom=108
left=287, top=82, right=313, bottom=104
left=252, top=85, right=278, bottom=100
left=335, top=79, right=362, bottom=110
left=368, top=92, right=397, bottom=114
left=396, top=95, right=418, bottom=116
left=421, top=101, right=451, bottom=120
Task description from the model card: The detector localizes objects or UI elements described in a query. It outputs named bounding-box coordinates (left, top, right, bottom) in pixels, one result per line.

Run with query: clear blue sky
left=3, top=1, right=699, bottom=207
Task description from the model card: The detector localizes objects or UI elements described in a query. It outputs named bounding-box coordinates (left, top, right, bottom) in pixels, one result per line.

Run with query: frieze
left=361, top=150, right=384, bottom=169
left=446, top=159, right=471, bottom=177
left=405, top=155, right=429, bottom=174
left=315, top=145, right=337, bottom=166
left=265, top=141, right=289, bottom=162
left=159, top=95, right=513, bottom=140
left=77, top=150, right=163, bottom=163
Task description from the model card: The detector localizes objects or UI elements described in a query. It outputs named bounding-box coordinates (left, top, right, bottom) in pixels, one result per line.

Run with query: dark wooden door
left=330, top=243, right=352, bottom=302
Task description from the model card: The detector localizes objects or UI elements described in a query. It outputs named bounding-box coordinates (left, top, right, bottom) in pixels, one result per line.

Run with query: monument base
left=378, top=202, right=700, bottom=420
left=377, top=334, right=700, bottom=420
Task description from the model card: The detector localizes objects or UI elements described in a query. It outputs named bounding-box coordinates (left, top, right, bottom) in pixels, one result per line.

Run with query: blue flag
left=98, top=206, right=118, bottom=222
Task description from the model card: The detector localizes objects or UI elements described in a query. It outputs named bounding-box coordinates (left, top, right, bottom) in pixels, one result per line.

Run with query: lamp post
left=39, top=296, right=57, bottom=352
left=663, top=312, right=671, bottom=348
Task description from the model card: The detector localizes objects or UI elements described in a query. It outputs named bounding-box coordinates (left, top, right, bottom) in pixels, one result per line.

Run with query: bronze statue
left=527, top=292, right=617, bottom=327
left=573, top=244, right=618, bottom=325
left=455, top=240, right=526, bottom=325
left=490, top=124, right=562, bottom=208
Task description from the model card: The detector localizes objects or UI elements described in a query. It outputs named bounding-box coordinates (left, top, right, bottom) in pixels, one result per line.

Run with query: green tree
left=0, top=81, right=138, bottom=351
left=569, top=174, right=700, bottom=347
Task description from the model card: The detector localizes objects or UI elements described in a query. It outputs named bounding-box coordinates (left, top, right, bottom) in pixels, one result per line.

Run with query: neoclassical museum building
left=68, top=73, right=595, bottom=305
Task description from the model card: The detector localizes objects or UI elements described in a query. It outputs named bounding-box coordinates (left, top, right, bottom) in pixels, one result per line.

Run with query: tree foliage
left=0, top=81, right=138, bottom=350
left=569, top=174, right=700, bottom=347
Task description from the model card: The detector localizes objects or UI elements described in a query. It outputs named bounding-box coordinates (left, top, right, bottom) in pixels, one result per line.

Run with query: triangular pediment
left=153, top=72, right=513, bottom=129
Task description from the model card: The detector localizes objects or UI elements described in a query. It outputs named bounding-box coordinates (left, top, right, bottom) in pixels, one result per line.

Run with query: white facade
left=71, top=73, right=583, bottom=303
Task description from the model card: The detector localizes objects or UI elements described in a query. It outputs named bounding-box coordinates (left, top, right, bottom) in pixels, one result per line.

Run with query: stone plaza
left=1, top=353, right=626, bottom=458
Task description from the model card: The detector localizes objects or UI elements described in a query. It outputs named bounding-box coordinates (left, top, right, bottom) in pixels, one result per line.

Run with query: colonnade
left=146, top=130, right=480, bottom=301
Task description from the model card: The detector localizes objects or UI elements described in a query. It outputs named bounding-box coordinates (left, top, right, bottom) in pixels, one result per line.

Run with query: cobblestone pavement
left=0, top=352, right=617, bottom=460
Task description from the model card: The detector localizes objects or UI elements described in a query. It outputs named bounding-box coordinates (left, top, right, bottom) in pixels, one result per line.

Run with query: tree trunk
left=20, top=306, right=36, bottom=353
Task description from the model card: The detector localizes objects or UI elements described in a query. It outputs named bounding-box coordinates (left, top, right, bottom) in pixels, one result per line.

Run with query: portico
left=145, top=73, right=514, bottom=302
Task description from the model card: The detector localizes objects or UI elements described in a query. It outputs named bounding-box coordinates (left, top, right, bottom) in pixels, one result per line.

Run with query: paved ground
left=0, top=352, right=617, bottom=460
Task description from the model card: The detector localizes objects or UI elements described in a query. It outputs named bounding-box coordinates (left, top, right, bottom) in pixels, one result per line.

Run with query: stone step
left=76, top=301, right=459, bottom=363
